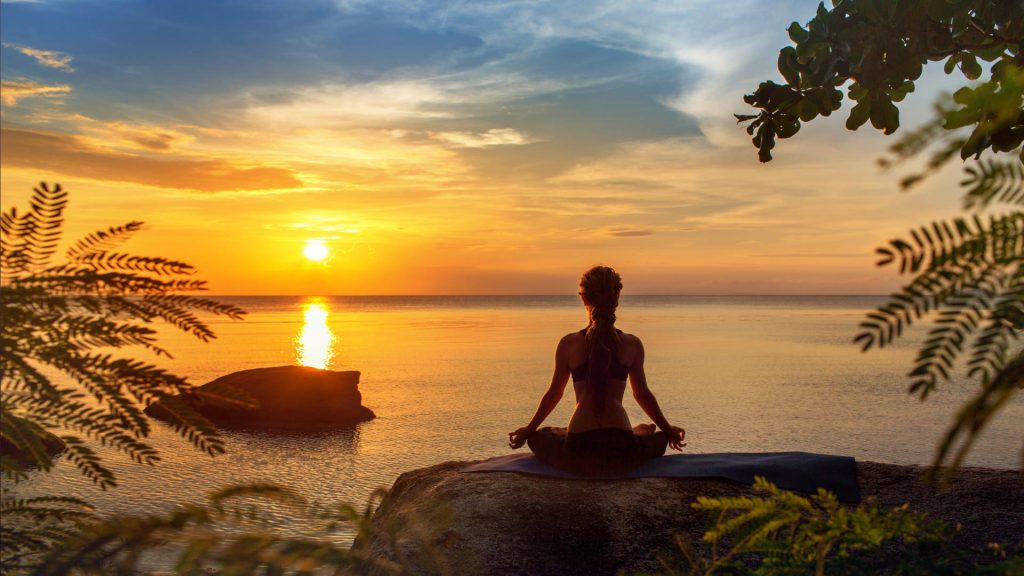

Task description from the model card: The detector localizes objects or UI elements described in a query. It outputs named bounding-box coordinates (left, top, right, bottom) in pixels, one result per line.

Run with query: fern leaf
left=962, top=158, right=1024, bottom=209
left=65, top=221, right=143, bottom=260
left=59, top=436, right=117, bottom=489
left=147, top=392, right=225, bottom=456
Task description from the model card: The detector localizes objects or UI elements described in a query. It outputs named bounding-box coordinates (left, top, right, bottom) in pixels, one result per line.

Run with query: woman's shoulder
left=618, top=330, right=644, bottom=351
left=557, top=330, right=584, bottom=346
left=559, top=330, right=585, bottom=344
left=617, top=329, right=641, bottom=342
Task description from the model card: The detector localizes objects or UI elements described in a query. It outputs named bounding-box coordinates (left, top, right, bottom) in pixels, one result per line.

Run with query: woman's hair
left=579, top=265, right=623, bottom=420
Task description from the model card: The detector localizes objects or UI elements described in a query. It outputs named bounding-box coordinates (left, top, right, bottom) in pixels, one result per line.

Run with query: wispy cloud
left=2, top=42, right=75, bottom=71
left=1, top=127, right=302, bottom=192
left=243, top=80, right=451, bottom=128
left=431, top=128, right=538, bottom=148
left=80, top=119, right=196, bottom=152
left=0, top=80, right=71, bottom=106
left=606, top=227, right=654, bottom=237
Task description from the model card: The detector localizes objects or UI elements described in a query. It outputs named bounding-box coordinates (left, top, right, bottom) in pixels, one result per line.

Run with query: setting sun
left=303, top=241, right=329, bottom=262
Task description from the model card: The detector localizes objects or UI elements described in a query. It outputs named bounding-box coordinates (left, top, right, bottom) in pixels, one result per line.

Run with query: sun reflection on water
left=295, top=300, right=335, bottom=369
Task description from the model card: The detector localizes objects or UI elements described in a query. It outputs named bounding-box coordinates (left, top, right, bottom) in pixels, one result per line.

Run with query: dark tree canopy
left=737, top=0, right=1023, bottom=163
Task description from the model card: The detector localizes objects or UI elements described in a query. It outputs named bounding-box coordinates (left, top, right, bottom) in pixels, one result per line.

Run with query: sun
left=303, top=240, right=330, bottom=262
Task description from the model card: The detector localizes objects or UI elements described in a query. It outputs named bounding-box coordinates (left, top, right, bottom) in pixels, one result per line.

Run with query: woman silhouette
left=509, top=265, right=685, bottom=475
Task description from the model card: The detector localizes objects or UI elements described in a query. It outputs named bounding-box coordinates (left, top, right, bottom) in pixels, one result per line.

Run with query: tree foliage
left=735, top=0, right=1022, bottom=163
left=0, top=183, right=253, bottom=571
left=738, top=0, right=1024, bottom=473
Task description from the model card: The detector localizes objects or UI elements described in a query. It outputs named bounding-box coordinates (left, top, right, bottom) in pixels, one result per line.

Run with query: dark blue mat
left=464, top=451, right=860, bottom=503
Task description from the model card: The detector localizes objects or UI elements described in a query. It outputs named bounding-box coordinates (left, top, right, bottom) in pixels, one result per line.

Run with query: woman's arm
left=628, top=337, right=686, bottom=450
left=509, top=336, right=572, bottom=448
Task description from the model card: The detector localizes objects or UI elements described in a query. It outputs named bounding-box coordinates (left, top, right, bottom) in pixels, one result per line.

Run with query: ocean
left=13, top=295, right=1023, bottom=547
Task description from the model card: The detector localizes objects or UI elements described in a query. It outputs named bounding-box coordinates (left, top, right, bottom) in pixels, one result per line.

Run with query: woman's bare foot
left=632, top=423, right=656, bottom=437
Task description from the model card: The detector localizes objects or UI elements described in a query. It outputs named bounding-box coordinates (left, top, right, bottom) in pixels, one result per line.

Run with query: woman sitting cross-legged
left=508, top=265, right=686, bottom=476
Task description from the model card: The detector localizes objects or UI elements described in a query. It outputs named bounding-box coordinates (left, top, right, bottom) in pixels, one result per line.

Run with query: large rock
left=145, top=365, right=375, bottom=430
left=355, top=460, right=1024, bottom=576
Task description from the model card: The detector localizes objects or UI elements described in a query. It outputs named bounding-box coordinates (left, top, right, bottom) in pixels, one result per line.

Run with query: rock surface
left=145, top=365, right=375, bottom=430
left=356, top=459, right=1024, bottom=576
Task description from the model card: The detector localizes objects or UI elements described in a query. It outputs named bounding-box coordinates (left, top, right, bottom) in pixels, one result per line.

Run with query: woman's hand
left=666, top=425, right=686, bottom=451
left=508, top=426, right=533, bottom=449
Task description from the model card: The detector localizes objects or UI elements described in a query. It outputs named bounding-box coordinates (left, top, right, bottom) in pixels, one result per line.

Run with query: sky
left=0, top=0, right=971, bottom=295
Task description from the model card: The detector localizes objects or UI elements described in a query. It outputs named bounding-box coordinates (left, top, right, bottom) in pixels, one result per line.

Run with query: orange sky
left=0, top=1, right=970, bottom=295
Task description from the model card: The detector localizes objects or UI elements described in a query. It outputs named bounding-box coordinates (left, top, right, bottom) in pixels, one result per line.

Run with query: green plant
left=647, top=477, right=1020, bottom=576
left=736, top=0, right=1024, bottom=472
left=1, top=183, right=253, bottom=571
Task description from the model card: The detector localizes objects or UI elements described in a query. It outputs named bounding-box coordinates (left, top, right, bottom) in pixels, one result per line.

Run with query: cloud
left=3, top=42, right=75, bottom=71
left=110, top=124, right=190, bottom=151
left=606, top=227, right=654, bottom=237
left=244, top=80, right=452, bottom=128
left=0, top=80, right=71, bottom=106
left=80, top=119, right=196, bottom=152
left=0, top=127, right=302, bottom=192
left=431, top=128, right=538, bottom=148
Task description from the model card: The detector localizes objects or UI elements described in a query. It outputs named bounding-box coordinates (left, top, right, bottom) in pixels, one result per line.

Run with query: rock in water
left=355, top=460, right=1024, bottom=576
left=144, top=365, right=375, bottom=430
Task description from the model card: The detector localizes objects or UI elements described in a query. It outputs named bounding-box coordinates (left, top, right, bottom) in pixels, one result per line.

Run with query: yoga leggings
left=527, top=427, right=668, bottom=476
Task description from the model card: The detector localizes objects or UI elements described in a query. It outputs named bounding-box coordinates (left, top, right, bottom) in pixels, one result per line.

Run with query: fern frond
left=907, top=267, right=1001, bottom=398
left=34, top=351, right=153, bottom=437
left=962, top=158, right=1024, bottom=209
left=966, top=265, right=1023, bottom=384
left=13, top=267, right=208, bottom=296
left=1, top=495, right=93, bottom=519
left=59, top=436, right=117, bottom=489
left=0, top=492, right=95, bottom=573
left=147, top=392, right=225, bottom=456
left=0, top=408, right=56, bottom=472
left=856, top=212, right=1023, bottom=355
left=855, top=262, right=986, bottom=350
left=72, top=252, right=195, bottom=276
left=932, top=350, right=1024, bottom=478
left=0, top=183, right=68, bottom=280
left=874, top=213, right=1022, bottom=275
left=0, top=347, right=62, bottom=398
left=65, top=221, right=143, bottom=260
left=54, top=314, right=168, bottom=357
left=17, top=393, right=161, bottom=466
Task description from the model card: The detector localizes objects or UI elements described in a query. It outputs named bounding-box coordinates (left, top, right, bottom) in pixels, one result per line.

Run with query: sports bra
left=571, top=328, right=630, bottom=382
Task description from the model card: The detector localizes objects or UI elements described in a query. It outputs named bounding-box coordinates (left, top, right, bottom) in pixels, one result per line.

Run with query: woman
left=508, top=265, right=685, bottom=476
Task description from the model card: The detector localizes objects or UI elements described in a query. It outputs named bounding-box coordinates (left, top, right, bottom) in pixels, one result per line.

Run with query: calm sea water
left=14, top=295, right=1023, bottom=548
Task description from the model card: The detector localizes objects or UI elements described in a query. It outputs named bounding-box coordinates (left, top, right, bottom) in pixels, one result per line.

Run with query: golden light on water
left=303, top=240, right=329, bottom=262
left=295, top=301, right=335, bottom=369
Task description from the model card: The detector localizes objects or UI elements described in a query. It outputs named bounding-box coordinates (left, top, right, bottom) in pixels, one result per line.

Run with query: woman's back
left=564, top=329, right=640, bottom=433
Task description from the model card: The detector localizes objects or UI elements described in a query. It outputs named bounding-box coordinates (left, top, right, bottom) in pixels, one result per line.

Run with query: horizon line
left=201, top=293, right=892, bottom=298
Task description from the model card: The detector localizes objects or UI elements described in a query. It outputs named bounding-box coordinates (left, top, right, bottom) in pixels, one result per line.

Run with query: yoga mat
left=464, top=451, right=860, bottom=503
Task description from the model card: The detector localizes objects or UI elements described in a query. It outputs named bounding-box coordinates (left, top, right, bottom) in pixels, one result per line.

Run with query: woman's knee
left=641, top=431, right=669, bottom=458
left=527, top=427, right=561, bottom=458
